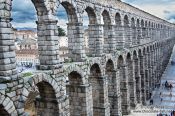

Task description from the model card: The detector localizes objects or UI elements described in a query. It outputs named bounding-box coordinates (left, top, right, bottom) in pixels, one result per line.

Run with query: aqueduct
left=0, top=0, right=175, bottom=115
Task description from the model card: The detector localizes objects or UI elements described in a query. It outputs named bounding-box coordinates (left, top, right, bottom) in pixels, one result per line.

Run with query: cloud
left=122, top=0, right=175, bottom=23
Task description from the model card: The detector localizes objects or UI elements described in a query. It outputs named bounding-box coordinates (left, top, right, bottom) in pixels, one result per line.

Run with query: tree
left=58, top=27, right=66, bottom=36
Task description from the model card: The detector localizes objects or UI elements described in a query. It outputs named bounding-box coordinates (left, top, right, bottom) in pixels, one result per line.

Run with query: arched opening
left=89, top=63, right=105, bottom=115
left=67, top=71, right=88, bottom=115
left=136, top=19, right=141, bottom=44
left=131, top=18, right=136, bottom=45
left=0, top=105, right=9, bottom=116
left=145, top=21, right=148, bottom=39
left=84, top=7, right=101, bottom=56
left=56, top=1, right=86, bottom=62
left=11, top=0, right=38, bottom=72
left=24, top=81, right=58, bottom=116
left=102, top=10, right=112, bottom=53
left=133, top=50, right=141, bottom=103
left=105, top=59, right=119, bottom=115
left=124, top=15, right=131, bottom=47
left=117, top=55, right=130, bottom=114
left=115, top=13, right=123, bottom=49
left=141, top=19, right=145, bottom=39
left=126, top=53, right=136, bottom=108
left=115, top=13, right=122, bottom=26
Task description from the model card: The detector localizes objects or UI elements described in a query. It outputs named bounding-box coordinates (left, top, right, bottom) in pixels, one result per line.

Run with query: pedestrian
left=160, top=97, right=163, bottom=102
left=150, top=99, right=153, bottom=105
left=160, top=92, right=162, bottom=97
left=150, top=92, right=152, bottom=99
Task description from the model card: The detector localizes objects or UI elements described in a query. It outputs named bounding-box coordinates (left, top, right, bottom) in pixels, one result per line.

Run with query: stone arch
left=60, top=1, right=79, bottom=23
left=133, top=50, right=141, bottom=103
left=85, top=6, right=97, bottom=24
left=0, top=94, right=17, bottom=115
left=126, top=52, right=136, bottom=108
left=141, top=19, right=144, bottom=27
left=141, top=19, right=145, bottom=37
left=89, top=63, right=107, bottom=115
left=67, top=71, right=90, bottom=115
left=131, top=17, right=137, bottom=45
left=136, top=19, right=140, bottom=27
left=102, top=10, right=111, bottom=25
left=105, top=59, right=119, bottom=115
left=56, top=1, right=86, bottom=61
left=102, top=9, right=113, bottom=53
left=117, top=55, right=130, bottom=114
left=21, top=75, right=60, bottom=116
left=124, top=15, right=129, bottom=26
left=115, top=13, right=122, bottom=26
left=124, top=15, right=131, bottom=47
left=145, top=21, right=148, bottom=27
left=31, top=0, right=49, bottom=16
left=85, top=5, right=103, bottom=56
left=65, top=64, right=86, bottom=84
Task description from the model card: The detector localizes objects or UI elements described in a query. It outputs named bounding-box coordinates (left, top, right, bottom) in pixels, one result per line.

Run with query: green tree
left=58, top=27, right=66, bottom=36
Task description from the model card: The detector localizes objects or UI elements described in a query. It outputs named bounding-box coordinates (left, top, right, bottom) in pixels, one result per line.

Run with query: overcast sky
left=12, top=0, right=175, bottom=29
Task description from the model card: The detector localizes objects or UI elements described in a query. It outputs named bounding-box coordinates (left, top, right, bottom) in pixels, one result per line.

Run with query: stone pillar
left=93, top=76, right=110, bottom=116
left=127, top=60, right=137, bottom=108
left=37, top=20, right=61, bottom=70
left=115, top=24, right=125, bottom=49
left=67, top=23, right=86, bottom=62
left=120, top=65, right=130, bottom=115
left=88, top=24, right=103, bottom=57
left=0, top=0, right=18, bottom=81
left=144, top=53, right=150, bottom=100
left=147, top=52, right=153, bottom=92
left=139, top=55, right=146, bottom=105
left=108, top=70, right=122, bottom=116
left=104, top=25, right=116, bottom=53
left=66, top=84, right=93, bottom=116
left=151, top=50, right=155, bottom=90
left=134, top=58, right=141, bottom=104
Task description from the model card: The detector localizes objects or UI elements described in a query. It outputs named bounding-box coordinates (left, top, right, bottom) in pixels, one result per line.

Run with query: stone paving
left=129, top=47, right=175, bottom=116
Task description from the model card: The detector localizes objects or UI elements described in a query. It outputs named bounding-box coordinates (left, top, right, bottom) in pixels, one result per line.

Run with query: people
left=160, top=97, right=163, bottom=102
left=150, top=99, right=153, bottom=105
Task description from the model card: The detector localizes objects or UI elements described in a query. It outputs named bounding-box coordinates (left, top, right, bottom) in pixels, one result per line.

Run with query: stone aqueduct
left=0, top=0, right=175, bottom=115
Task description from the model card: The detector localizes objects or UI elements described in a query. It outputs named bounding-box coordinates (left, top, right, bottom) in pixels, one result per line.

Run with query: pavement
left=128, top=47, right=175, bottom=116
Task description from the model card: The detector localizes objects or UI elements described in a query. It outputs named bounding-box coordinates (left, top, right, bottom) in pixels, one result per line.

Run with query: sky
left=12, top=0, right=175, bottom=30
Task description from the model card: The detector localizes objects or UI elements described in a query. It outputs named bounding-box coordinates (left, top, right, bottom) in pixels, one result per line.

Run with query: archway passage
left=89, top=64, right=108, bottom=116
left=105, top=60, right=119, bottom=115
left=0, top=105, right=9, bottom=116
left=25, top=81, right=59, bottom=116
left=36, top=81, right=59, bottom=115
left=67, top=71, right=93, bottom=115
left=102, top=10, right=113, bottom=53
